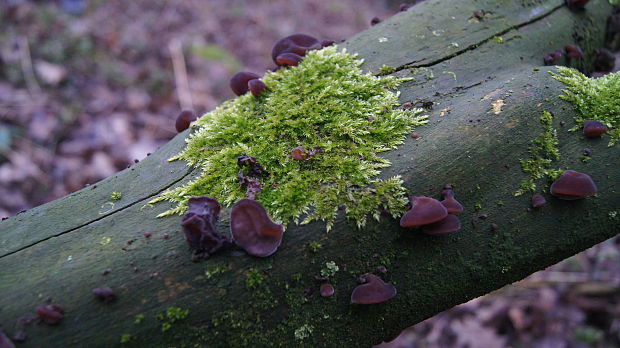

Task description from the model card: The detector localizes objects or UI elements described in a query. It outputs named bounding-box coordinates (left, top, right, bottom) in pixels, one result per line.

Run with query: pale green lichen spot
left=550, top=67, right=620, bottom=146
left=150, top=46, right=427, bottom=229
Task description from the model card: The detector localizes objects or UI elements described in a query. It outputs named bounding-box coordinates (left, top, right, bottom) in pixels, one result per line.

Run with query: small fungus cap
left=181, top=196, right=230, bottom=258
left=583, top=120, right=608, bottom=138
left=271, top=34, right=320, bottom=63
left=230, top=71, right=260, bottom=96
left=36, top=304, right=64, bottom=325
left=350, top=274, right=397, bottom=304
left=320, top=283, right=335, bottom=297
left=531, top=194, right=547, bottom=208
left=276, top=52, right=303, bottom=67
left=421, top=214, right=461, bottom=235
left=92, top=287, right=117, bottom=303
left=550, top=170, right=597, bottom=200
left=441, top=197, right=463, bottom=214
left=231, top=199, right=284, bottom=257
left=400, top=196, right=448, bottom=227
left=175, top=110, right=197, bottom=133
left=248, top=79, right=267, bottom=97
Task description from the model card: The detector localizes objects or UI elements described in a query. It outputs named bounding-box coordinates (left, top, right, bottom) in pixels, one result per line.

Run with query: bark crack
left=0, top=168, right=195, bottom=259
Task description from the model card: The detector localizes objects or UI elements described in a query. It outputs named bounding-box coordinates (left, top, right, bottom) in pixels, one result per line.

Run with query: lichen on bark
left=150, top=46, right=427, bottom=229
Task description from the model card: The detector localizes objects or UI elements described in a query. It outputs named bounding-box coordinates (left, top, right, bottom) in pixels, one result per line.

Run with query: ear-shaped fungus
left=320, top=283, right=335, bottom=297
left=531, top=194, right=547, bottom=208
left=550, top=170, right=597, bottom=200
left=421, top=214, right=461, bottom=235
left=565, top=44, right=584, bottom=59
left=248, top=79, right=267, bottom=97
left=441, top=196, right=463, bottom=214
left=230, top=199, right=284, bottom=257
left=230, top=71, right=260, bottom=96
left=276, top=52, right=303, bottom=67
left=271, top=34, right=320, bottom=64
left=583, top=120, right=608, bottom=138
left=181, top=196, right=231, bottom=258
left=175, top=110, right=197, bottom=133
left=400, top=196, right=448, bottom=227
left=0, top=329, right=15, bottom=348
left=350, top=274, right=396, bottom=304
left=36, top=304, right=64, bottom=325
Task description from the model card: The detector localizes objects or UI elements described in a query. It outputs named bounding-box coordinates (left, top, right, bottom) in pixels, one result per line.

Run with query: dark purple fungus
left=320, top=284, right=335, bottom=297
left=0, top=330, right=15, bottom=348
left=229, top=71, right=260, bottom=96
left=550, top=170, right=597, bottom=200
left=92, top=287, right=117, bottom=303
left=321, top=39, right=336, bottom=47
left=544, top=55, right=556, bottom=65
left=350, top=274, right=396, bottom=304
left=441, top=184, right=455, bottom=198
left=583, top=120, right=609, bottom=138
left=291, top=146, right=309, bottom=160
left=565, top=44, right=584, bottom=59
left=531, top=194, right=547, bottom=208
left=370, top=16, right=381, bottom=26
left=248, top=79, right=267, bottom=97
left=400, top=196, right=448, bottom=227
left=271, top=34, right=320, bottom=64
left=175, top=110, right=197, bottom=133
left=421, top=214, right=461, bottom=235
left=594, top=48, right=615, bottom=72
left=181, top=196, right=230, bottom=258
left=36, top=304, right=64, bottom=325
left=441, top=197, right=463, bottom=214
left=276, top=52, right=303, bottom=67
left=237, top=155, right=267, bottom=200
left=566, top=0, right=590, bottom=11
left=230, top=199, right=284, bottom=257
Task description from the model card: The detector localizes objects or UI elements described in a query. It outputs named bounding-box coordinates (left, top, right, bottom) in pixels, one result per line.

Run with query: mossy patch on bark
left=150, top=47, right=427, bottom=229
left=551, top=67, right=620, bottom=146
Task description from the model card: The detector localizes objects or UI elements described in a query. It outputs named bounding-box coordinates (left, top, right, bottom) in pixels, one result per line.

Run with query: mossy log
left=1, top=0, right=619, bottom=347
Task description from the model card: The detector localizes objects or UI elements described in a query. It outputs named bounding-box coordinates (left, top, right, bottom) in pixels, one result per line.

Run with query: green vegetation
left=246, top=268, right=266, bottom=290
left=551, top=67, right=620, bottom=146
left=134, top=314, right=144, bottom=325
left=319, top=261, right=339, bottom=278
left=308, top=242, right=322, bottom=253
left=294, top=324, right=314, bottom=341
left=515, top=111, right=562, bottom=196
left=379, top=64, right=397, bottom=75
left=151, top=46, right=427, bottom=229
left=157, top=307, right=189, bottom=332
left=205, top=263, right=228, bottom=279
left=110, top=191, right=122, bottom=200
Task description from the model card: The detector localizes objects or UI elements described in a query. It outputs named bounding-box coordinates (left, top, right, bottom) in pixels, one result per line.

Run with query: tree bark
left=1, top=0, right=618, bottom=347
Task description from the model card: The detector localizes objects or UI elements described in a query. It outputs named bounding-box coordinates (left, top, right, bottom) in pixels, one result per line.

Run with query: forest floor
left=1, top=1, right=619, bottom=347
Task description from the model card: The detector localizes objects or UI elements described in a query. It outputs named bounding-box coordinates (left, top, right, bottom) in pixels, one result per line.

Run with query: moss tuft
left=150, top=46, right=427, bottom=229
left=515, top=111, right=561, bottom=196
left=550, top=67, right=620, bottom=146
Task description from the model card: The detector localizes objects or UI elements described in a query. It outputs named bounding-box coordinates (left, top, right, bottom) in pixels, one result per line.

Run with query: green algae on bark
left=551, top=67, right=620, bottom=146
left=150, top=46, right=427, bottom=229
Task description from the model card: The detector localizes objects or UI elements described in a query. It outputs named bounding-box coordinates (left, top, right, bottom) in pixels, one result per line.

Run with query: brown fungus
left=275, top=52, right=303, bottom=67
left=350, top=274, right=396, bottom=304
left=565, top=44, right=584, bottom=59
left=248, top=79, right=267, bottom=97
left=92, top=287, right=117, bottom=303
left=531, top=194, right=547, bottom=208
left=271, top=34, right=320, bottom=64
left=441, top=197, right=463, bottom=214
left=583, top=120, right=609, bottom=138
left=550, top=170, right=597, bottom=200
left=421, top=214, right=461, bottom=235
left=175, top=110, right=197, bottom=133
left=320, top=283, right=335, bottom=297
left=566, top=0, right=590, bottom=11
left=291, top=146, right=309, bottom=160
left=400, top=196, right=448, bottom=227
left=229, top=71, right=260, bottom=96
left=230, top=199, right=284, bottom=257
left=181, top=196, right=231, bottom=258
left=36, top=304, right=64, bottom=325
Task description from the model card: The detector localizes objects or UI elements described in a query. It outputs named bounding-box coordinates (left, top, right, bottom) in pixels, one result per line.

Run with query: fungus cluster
left=36, top=304, right=64, bottom=325
left=543, top=45, right=582, bottom=66
left=350, top=274, right=396, bottom=304
left=550, top=170, right=597, bottom=200
left=181, top=196, right=231, bottom=258
left=180, top=196, right=283, bottom=258
left=400, top=185, right=463, bottom=235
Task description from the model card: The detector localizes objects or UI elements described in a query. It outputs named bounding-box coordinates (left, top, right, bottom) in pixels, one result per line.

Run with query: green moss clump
left=515, top=111, right=561, bottom=196
left=550, top=67, right=620, bottom=146
left=158, top=307, right=189, bottom=332
left=378, top=64, right=397, bottom=75
left=110, top=191, right=122, bottom=200
left=150, top=46, right=427, bottom=229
